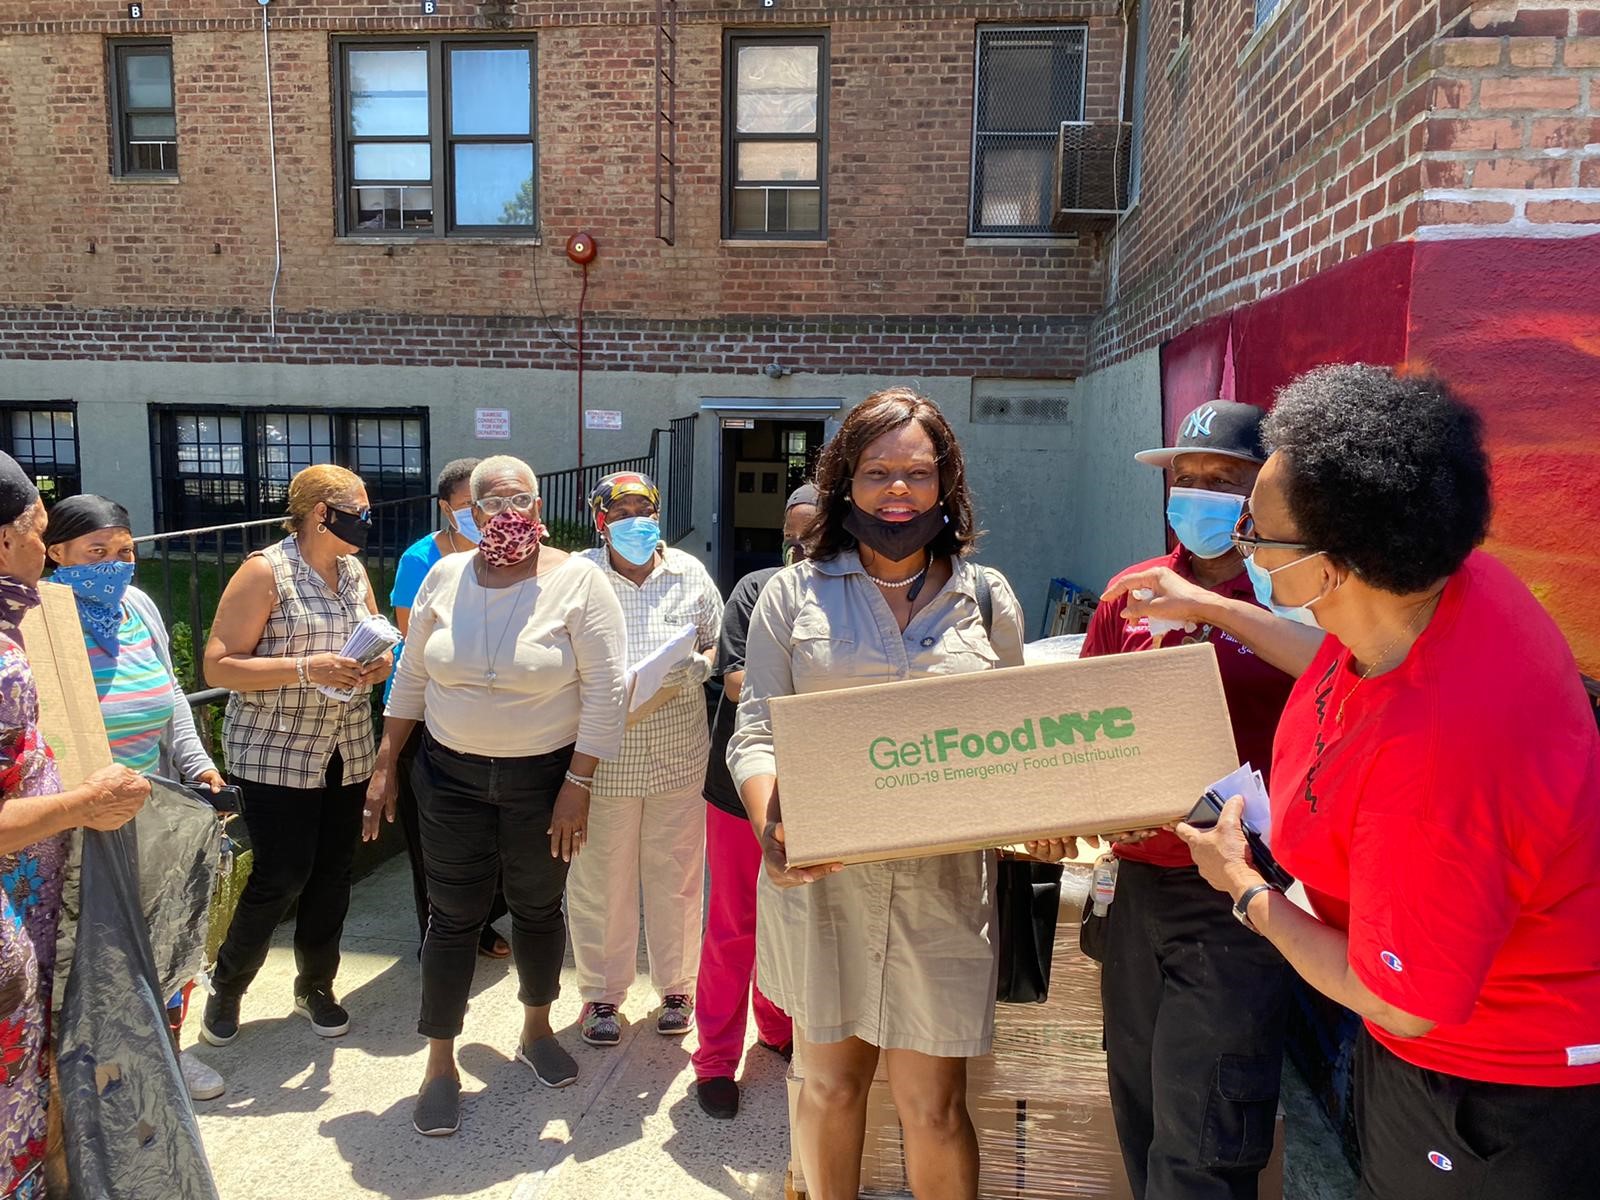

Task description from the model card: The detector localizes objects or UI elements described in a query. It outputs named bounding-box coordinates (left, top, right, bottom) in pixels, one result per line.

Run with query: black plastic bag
left=57, top=822, right=219, bottom=1200
left=994, top=857, right=1065, bottom=1003
left=138, top=776, right=223, bottom=1001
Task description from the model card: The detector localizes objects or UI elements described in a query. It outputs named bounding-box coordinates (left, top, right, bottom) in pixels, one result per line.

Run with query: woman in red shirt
left=1111, top=364, right=1600, bottom=1200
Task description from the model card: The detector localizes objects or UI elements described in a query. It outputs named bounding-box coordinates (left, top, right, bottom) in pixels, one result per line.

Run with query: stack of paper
left=624, top=622, right=698, bottom=715
left=317, top=613, right=404, bottom=703
left=1206, top=762, right=1272, bottom=844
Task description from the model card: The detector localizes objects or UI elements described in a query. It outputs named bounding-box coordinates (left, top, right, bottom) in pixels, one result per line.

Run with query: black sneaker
left=200, top=991, right=241, bottom=1047
left=696, top=1075, right=740, bottom=1120
left=758, top=1038, right=794, bottom=1062
left=293, top=987, right=350, bottom=1038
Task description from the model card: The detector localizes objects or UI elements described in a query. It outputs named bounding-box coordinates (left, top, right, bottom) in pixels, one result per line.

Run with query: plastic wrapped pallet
left=787, top=891, right=1283, bottom=1200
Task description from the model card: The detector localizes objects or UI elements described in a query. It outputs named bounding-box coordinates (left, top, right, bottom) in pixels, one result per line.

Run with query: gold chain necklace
left=1337, top=589, right=1443, bottom=724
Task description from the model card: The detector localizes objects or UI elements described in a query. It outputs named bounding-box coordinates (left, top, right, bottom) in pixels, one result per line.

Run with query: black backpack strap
left=974, top=564, right=993, bottom=638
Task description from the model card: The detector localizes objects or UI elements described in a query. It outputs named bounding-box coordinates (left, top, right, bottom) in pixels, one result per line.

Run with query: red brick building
left=0, top=0, right=1596, bottom=639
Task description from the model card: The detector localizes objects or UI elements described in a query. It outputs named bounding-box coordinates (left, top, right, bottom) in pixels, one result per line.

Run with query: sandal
left=477, top=930, right=510, bottom=959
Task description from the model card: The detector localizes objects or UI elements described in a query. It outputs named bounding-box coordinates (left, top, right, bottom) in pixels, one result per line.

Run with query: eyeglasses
left=328, top=504, right=372, bottom=524
left=1230, top=505, right=1311, bottom=559
left=476, top=491, right=537, bottom=517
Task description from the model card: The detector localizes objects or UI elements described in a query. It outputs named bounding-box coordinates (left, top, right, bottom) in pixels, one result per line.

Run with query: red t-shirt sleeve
left=1079, top=595, right=1122, bottom=660
left=1344, top=744, right=1519, bottom=1026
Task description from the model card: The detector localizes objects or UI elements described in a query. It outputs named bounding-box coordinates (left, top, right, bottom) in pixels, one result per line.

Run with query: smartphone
left=1185, top=789, right=1294, bottom=891
left=204, top=784, right=246, bottom=815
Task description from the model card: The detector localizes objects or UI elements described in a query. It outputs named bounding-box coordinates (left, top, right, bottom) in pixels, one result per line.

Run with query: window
left=0, top=404, right=80, bottom=503
left=110, top=41, right=178, bottom=176
left=724, top=32, right=827, bottom=239
left=1126, top=2, right=1152, bottom=205
left=971, top=26, right=1087, bottom=236
left=1254, top=0, right=1289, bottom=28
left=150, top=406, right=429, bottom=540
left=335, top=38, right=536, bottom=237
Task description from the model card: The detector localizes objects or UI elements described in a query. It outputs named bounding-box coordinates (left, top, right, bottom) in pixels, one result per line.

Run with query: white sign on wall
left=475, top=408, right=511, bottom=440
left=585, top=409, right=623, bottom=431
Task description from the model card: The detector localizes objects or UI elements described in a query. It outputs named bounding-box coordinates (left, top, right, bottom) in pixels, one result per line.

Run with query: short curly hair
left=1261, top=364, right=1490, bottom=594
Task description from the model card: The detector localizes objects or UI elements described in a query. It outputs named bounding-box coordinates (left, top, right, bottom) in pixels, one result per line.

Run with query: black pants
left=1102, top=861, right=1291, bottom=1200
left=415, top=731, right=574, bottom=1040
left=1355, top=1029, right=1600, bottom=1200
left=212, top=751, right=367, bottom=999
left=395, top=726, right=507, bottom=949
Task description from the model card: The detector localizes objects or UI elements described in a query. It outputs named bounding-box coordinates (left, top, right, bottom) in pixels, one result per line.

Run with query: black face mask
left=323, top=504, right=370, bottom=553
left=843, top=503, right=945, bottom=563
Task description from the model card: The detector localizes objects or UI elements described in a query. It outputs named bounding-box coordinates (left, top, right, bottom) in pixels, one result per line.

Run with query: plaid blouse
left=578, top=547, right=722, bottom=798
left=223, top=537, right=376, bottom=789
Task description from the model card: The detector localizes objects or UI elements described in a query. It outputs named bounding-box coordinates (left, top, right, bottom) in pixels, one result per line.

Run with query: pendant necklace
left=1336, top=588, right=1443, bottom=723
left=480, top=555, right=536, bottom=689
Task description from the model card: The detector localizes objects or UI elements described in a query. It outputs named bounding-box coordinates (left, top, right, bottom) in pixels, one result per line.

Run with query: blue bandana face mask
left=1244, top=552, right=1327, bottom=629
left=607, top=515, right=662, bottom=567
left=54, top=559, right=137, bottom=653
left=1166, top=487, right=1245, bottom=560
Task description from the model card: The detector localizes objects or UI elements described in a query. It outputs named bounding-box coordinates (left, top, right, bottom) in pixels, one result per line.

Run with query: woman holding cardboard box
left=1116, top=366, right=1600, bottom=1200
left=730, top=388, right=1059, bottom=1200
left=0, top=454, right=151, bottom=1199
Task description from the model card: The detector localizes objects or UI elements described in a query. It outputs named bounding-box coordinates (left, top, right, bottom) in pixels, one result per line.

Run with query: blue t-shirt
left=385, top=532, right=443, bottom=703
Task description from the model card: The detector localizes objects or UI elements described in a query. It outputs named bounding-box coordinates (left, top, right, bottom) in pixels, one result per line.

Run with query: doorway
left=716, top=417, right=825, bottom=595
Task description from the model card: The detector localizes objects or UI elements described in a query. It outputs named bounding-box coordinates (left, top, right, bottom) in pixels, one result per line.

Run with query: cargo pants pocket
left=1198, top=1054, right=1280, bottom=1169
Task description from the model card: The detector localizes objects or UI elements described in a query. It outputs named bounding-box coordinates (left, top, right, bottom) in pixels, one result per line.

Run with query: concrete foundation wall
left=0, top=359, right=1122, bottom=634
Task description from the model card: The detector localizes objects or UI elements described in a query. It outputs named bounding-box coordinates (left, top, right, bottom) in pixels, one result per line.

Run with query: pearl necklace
left=863, top=553, right=929, bottom=591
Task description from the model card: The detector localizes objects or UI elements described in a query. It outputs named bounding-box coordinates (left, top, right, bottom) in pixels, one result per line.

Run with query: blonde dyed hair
left=470, top=455, right=539, bottom=501
left=283, top=463, right=364, bottom=533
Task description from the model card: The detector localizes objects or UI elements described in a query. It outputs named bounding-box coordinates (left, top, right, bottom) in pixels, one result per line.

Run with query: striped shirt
left=578, top=546, right=722, bottom=798
left=85, top=606, right=177, bottom=776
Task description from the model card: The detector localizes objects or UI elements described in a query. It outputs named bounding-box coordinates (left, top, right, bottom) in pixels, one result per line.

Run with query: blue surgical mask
left=607, top=515, right=662, bottom=566
left=1244, top=552, right=1327, bottom=628
left=1166, top=487, right=1245, bottom=560
left=53, top=560, right=137, bottom=653
left=450, top=506, right=482, bottom=544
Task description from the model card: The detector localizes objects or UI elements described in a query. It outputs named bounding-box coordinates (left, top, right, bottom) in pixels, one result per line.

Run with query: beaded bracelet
left=563, top=770, right=594, bottom=791
left=295, top=656, right=310, bottom=687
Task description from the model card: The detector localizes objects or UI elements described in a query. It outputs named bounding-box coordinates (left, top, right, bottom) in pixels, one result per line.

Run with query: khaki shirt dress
left=727, top=551, right=1027, bottom=1057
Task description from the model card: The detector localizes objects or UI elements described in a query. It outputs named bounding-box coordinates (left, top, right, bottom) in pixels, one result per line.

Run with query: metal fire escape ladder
left=654, top=0, right=679, bottom=245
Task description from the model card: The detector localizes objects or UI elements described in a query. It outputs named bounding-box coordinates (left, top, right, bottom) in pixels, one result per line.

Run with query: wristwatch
left=1233, top=883, right=1276, bottom=932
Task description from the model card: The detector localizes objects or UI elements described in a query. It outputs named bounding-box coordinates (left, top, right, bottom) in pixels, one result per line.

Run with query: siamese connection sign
left=867, top=707, right=1142, bottom=791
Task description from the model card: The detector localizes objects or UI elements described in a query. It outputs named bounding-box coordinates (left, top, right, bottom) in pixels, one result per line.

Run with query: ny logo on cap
left=1182, top=405, right=1218, bottom=439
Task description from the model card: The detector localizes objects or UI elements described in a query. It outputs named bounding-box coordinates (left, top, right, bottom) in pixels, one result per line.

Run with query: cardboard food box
left=20, top=580, right=113, bottom=787
left=770, top=641, right=1238, bottom=867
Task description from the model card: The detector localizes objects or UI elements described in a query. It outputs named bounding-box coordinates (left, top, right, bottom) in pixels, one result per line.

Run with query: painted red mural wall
left=1159, top=234, right=1600, bottom=676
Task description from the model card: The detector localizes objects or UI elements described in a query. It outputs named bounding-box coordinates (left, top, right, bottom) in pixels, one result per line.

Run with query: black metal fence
left=140, top=417, right=700, bottom=703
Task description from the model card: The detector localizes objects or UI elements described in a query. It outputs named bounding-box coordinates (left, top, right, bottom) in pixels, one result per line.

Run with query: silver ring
left=362, top=809, right=372, bottom=817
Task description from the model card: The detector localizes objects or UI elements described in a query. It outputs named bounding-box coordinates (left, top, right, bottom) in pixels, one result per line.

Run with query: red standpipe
left=565, top=232, right=598, bottom=471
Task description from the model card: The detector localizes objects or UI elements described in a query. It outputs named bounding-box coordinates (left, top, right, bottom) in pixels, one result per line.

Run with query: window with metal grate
left=971, top=25, right=1087, bottom=236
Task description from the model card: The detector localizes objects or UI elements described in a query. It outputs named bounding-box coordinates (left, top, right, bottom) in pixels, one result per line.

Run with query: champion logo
left=1428, top=1151, right=1454, bottom=1172
left=1380, top=950, right=1404, bottom=972
left=1182, top=405, right=1218, bottom=438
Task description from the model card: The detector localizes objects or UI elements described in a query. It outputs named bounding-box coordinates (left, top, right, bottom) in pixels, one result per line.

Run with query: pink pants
left=691, top=803, right=792, bottom=1080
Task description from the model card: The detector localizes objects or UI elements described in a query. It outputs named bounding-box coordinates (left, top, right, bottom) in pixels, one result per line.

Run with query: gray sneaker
left=413, top=1075, right=461, bottom=1137
left=656, top=994, right=694, bottom=1037
left=517, top=1036, right=579, bottom=1088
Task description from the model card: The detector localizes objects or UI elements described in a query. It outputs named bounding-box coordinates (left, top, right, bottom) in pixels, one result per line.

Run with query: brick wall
left=1088, top=1, right=1600, bottom=370
left=0, top=0, right=1118, bottom=376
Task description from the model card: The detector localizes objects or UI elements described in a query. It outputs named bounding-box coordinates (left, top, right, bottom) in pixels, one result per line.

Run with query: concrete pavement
left=183, top=854, right=1354, bottom=1199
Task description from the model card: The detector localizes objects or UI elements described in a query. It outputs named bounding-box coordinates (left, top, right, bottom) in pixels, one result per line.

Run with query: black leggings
left=414, top=732, right=574, bottom=1040
left=212, top=751, right=366, bottom=999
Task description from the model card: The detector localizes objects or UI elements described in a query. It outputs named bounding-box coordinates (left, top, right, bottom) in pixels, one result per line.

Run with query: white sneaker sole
left=580, top=1030, right=620, bottom=1048
left=515, top=1045, right=578, bottom=1089
left=187, top=1080, right=226, bottom=1102
left=413, top=1118, right=459, bottom=1137
left=293, top=1000, right=350, bottom=1038
left=199, top=1024, right=238, bottom=1048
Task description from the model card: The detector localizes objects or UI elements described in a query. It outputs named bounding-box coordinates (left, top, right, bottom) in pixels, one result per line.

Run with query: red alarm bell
left=565, top=232, right=598, bottom=265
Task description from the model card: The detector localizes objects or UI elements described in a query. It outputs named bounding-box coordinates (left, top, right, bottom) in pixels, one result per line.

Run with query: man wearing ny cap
left=1079, top=400, right=1295, bottom=1200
